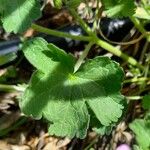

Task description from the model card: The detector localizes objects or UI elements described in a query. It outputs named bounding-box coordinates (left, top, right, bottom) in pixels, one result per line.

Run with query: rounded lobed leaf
left=20, top=38, right=125, bottom=138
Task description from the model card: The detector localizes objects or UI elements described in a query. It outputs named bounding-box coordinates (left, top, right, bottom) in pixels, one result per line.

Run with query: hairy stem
left=0, top=84, right=25, bottom=92
left=94, top=37, right=144, bottom=70
left=74, top=42, right=94, bottom=73
left=69, top=9, right=93, bottom=35
left=127, top=96, right=142, bottom=100
left=31, top=24, right=91, bottom=41
left=31, top=23, right=144, bottom=70
left=69, top=10, right=144, bottom=70
left=124, top=77, right=150, bottom=84
left=130, top=16, right=150, bottom=41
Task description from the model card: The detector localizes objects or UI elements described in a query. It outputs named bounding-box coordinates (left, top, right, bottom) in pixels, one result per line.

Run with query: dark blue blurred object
left=100, top=18, right=133, bottom=41
left=0, top=38, right=21, bottom=55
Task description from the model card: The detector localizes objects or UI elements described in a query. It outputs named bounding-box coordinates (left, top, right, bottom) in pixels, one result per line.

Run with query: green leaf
left=20, top=38, right=124, bottom=138
left=142, top=94, right=150, bottom=110
left=129, top=119, right=150, bottom=150
left=0, top=0, right=41, bottom=33
left=101, top=0, right=136, bottom=17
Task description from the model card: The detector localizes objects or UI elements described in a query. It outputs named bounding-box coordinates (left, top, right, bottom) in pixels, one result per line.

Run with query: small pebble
left=116, top=144, right=131, bottom=150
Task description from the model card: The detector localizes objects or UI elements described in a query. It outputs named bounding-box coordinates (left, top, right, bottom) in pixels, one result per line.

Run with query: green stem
left=32, top=23, right=144, bottom=70
left=140, top=40, right=149, bottom=63
left=69, top=9, right=93, bottom=35
left=74, top=42, right=93, bottom=73
left=124, top=77, right=150, bottom=84
left=94, top=38, right=144, bottom=70
left=31, top=24, right=91, bottom=41
left=130, top=16, right=150, bottom=41
left=126, top=96, right=142, bottom=100
left=0, top=84, right=25, bottom=92
left=68, top=10, right=144, bottom=70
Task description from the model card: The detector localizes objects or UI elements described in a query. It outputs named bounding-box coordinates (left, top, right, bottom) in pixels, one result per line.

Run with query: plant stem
left=140, top=40, right=149, bottom=63
left=124, top=77, right=150, bottom=84
left=94, top=37, right=144, bottom=70
left=0, top=84, right=25, bottom=92
left=31, top=24, right=91, bottom=41
left=32, top=23, right=144, bottom=70
left=74, top=42, right=93, bottom=73
left=126, top=96, right=142, bottom=100
left=69, top=9, right=93, bottom=35
left=69, top=10, right=144, bottom=70
left=130, top=16, right=150, bottom=41
left=68, top=10, right=144, bottom=70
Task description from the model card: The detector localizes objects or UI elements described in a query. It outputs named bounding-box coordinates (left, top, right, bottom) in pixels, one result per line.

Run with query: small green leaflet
left=129, top=119, right=150, bottom=150
left=20, top=37, right=125, bottom=138
left=0, top=0, right=41, bottom=33
left=101, top=0, right=136, bottom=17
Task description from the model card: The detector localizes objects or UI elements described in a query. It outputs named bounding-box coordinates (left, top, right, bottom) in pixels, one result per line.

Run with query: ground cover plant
left=0, top=0, right=150, bottom=149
